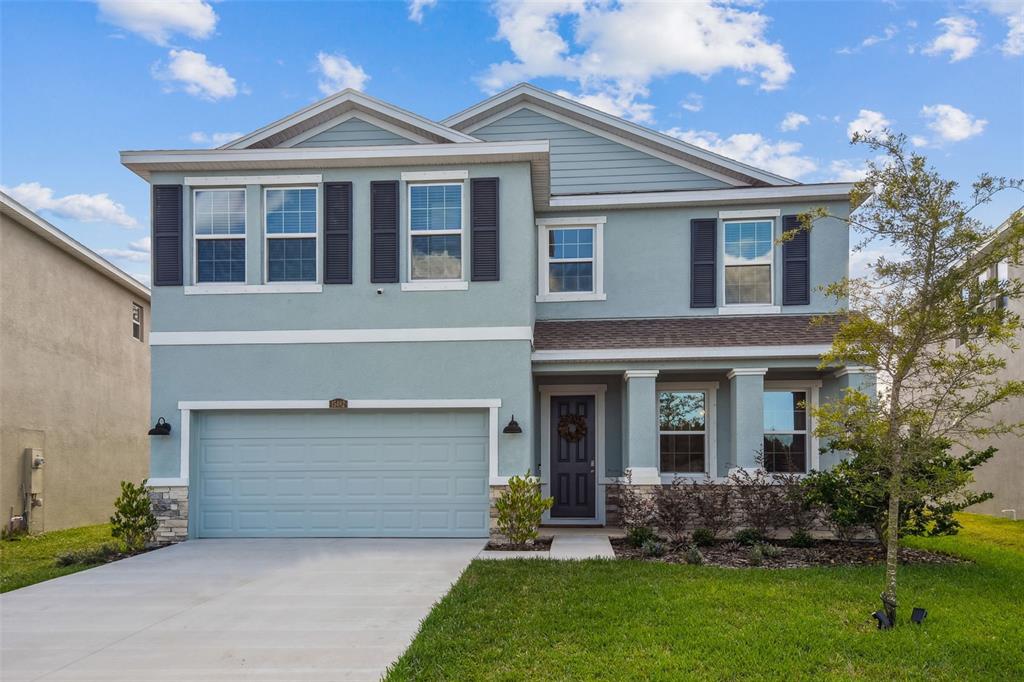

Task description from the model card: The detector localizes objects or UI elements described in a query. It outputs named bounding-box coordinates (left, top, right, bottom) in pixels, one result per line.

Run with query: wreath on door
left=557, top=414, right=588, bottom=443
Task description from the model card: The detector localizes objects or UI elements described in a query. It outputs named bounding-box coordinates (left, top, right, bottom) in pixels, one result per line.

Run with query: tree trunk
left=881, top=480, right=901, bottom=625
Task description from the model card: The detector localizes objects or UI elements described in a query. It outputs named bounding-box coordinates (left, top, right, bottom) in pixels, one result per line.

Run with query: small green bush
left=734, top=528, right=764, bottom=546
left=110, top=480, right=158, bottom=552
left=55, top=543, right=120, bottom=567
left=627, top=526, right=657, bottom=548
left=789, top=529, right=815, bottom=548
left=691, top=528, right=715, bottom=547
left=759, top=543, right=783, bottom=559
left=684, top=546, right=704, bottom=565
left=747, top=544, right=764, bottom=566
left=495, top=472, right=554, bottom=546
left=641, top=540, right=666, bottom=558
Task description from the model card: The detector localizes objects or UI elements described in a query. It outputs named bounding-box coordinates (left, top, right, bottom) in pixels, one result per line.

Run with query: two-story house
left=121, top=84, right=874, bottom=542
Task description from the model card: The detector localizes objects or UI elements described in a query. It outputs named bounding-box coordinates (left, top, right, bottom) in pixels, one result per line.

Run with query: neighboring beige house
left=1, top=191, right=150, bottom=533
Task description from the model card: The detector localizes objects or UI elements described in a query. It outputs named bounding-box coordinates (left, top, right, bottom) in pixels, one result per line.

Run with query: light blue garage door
left=194, top=410, right=490, bottom=538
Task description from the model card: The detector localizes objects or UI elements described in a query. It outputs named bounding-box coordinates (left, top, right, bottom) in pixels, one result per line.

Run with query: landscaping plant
left=688, top=476, right=732, bottom=540
left=110, top=479, right=158, bottom=552
left=803, top=132, right=1024, bottom=625
left=691, top=528, right=716, bottom=548
left=615, top=470, right=655, bottom=534
left=728, top=462, right=780, bottom=539
left=652, top=477, right=693, bottom=545
left=494, top=472, right=553, bottom=546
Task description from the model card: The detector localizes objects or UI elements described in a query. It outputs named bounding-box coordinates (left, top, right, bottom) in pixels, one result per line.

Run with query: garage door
left=194, top=410, right=490, bottom=538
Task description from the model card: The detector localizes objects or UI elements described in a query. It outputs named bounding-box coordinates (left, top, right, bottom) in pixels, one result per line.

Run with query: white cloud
left=923, top=16, right=980, bottom=62
left=315, top=52, right=370, bottom=95
left=189, top=130, right=243, bottom=147
left=130, top=272, right=152, bottom=287
left=97, top=0, right=217, bottom=46
left=154, top=49, right=237, bottom=100
left=780, top=112, right=809, bottom=131
left=681, top=93, right=704, bottom=113
left=838, top=24, right=898, bottom=54
left=408, top=0, right=437, bottom=23
left=481, top=0, right=793, bottom=122
left=847, top=109, right=890, bottom=140
left=663, top=128, right=816, bottom=180
left=910, top=135, right=929, bottom=147
left=827, top=159, right=869, bottom=182
left=98, top=236, right=150, bottom=263
left=555, top=86, right=655, bottom=123
left=1, top=181, right=137, bottom=227
left=983, top=1, right=1024, bottom=56
left=920, top=104, right=987, bottom=142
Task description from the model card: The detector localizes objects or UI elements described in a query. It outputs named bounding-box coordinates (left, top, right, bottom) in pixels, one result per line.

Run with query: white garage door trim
left=147, top=399, right=508, bottom=490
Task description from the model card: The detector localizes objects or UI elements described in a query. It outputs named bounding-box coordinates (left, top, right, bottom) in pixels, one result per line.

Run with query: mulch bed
left=610, top=537, right=966, bottom=568
left=484, top=537, right=554, bottom=552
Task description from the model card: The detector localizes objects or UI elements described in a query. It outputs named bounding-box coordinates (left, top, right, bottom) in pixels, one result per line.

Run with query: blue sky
left=2, top=0, right=1022, bottom=285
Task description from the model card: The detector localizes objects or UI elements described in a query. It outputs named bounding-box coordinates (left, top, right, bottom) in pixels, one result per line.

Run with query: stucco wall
left=0, top=214, right=150, bottom=531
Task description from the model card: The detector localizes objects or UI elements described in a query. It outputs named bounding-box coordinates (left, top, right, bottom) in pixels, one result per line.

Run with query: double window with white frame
left=657, top=384, right=716, bottom=477
left=193, top=188, right=246, bottom=284
left=536, top=217, right=606, bottom=302
left=723, top=219, right=774, bottom=305
left=409, top=183, right=463, bottom=281
left=265, top=187, right=318, bottom=282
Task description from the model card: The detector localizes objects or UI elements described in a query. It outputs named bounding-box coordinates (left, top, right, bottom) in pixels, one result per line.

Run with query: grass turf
left=0, top=524, right=115, bottom=593
left=386, top=514, right=1024, bottom=680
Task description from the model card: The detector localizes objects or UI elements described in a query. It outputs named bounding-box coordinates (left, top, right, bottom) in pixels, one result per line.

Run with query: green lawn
left=0, top=524, right=115, bottom=593
left=387, top=514, right=1024, bottom=681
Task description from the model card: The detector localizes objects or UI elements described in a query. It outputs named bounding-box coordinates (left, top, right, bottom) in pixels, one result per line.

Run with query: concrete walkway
left=1, top=538, right=484, bottom=682
left=478, top=528, right=617, bottom=560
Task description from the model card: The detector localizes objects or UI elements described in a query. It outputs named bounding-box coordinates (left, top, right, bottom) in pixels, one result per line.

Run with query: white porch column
left=624, top=369, right=660, bottom=484
left=728, top=368, right=767, bottom=470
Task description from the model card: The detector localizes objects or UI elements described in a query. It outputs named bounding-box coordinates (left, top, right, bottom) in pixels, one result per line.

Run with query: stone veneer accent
left=149, top=486, right=189, bottom=545
left=488, top=485, right=508, bottom=535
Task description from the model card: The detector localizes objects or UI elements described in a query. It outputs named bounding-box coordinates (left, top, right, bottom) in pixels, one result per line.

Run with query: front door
left=550, top=395, right=596, bottom=518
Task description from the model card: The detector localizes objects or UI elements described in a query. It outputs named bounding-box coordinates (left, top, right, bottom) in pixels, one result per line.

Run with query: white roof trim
left=444, top=83, right=798, bottom=186
left=0, top=191, right=150, bottom=300
left=278, top=110, right=433, bottom=147
left=224, top=89, right=479, bottom=149
left=531, top=344, right=831, bottom=363
left=547, top=184, right=854, bottom=209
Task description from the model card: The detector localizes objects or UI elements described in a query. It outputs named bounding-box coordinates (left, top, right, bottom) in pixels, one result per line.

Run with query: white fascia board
left=185, top=174, right=322, bottom=186
left=280, top=110, right=434, bottom=147
left=531, top=344, right=831, bottom=363
left=548, top=184, right=854, bottom=210
left=719, top=208, right=781, bottom=219
left=177, top=399, right=501, bottom=411
left=535, top=216, right=607, bottom=226
left=150, top=326, right=534, bottom=346
left=401, top=170, right=468, bottom=181
left=0, top=192, right=151, bottom=301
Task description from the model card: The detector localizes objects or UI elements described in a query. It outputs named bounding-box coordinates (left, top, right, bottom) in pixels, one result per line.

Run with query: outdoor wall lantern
left=502, top=415, right=523, bottom=434
left=147, top=417, right=172, bottom=436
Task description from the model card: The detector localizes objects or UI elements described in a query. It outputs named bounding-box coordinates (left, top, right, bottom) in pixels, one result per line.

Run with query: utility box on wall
left=23, top=448, right=44, bottom=533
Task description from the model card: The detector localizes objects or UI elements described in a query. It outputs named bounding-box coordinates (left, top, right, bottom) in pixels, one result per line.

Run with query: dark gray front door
left=550, top=395, right=596, bottom=518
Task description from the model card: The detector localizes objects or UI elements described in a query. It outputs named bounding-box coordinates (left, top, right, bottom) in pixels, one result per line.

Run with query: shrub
left=627, top=526, right=657, bottom=548
left=684, top=546, right=704, bottom=565
left=691, top=528, right=716, bottom=547
left=728, top=462, right=781, bottom=538
left=747, top=544, right=764, bottom=566
left=616, top=471, right=655, bottom=532
left=55, top=543, right=121, bottom=567
left=689, top=476, right=732, bottom=540
left=789, top=529, right=815, bottom=548
left=652, top=477, right=692, bottom=544
left=772, top=471, right=817, bottom=535
left=640, top=540, right=666, bottom=558
left=110, top=480, right=158, bottom=552
left=733, top=528, right=764, bottom=546
left=758, top=542, right=783, bottom=559
left=495, top=472, right=554, bottom=546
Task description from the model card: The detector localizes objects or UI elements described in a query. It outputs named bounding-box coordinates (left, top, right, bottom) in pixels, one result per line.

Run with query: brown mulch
left=484, top=536, right=554, bottom=552
left=610, top=537, right=966, bottom=568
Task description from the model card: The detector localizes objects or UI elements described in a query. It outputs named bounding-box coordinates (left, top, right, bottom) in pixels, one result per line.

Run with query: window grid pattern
left=724, top=220, right=773, bottom=305
left=265, top=187, right=317, bottom=283
left=410, top=183, right=463, bottom=281
left=763, top=390, right=808, bottom=473
left=131, top=303, right=143, bottom=341
left=548, top=227, right=594, bottom=293
left=194, top=189, right=246, bottom=284
left=658, top=390, right=707, bottom=474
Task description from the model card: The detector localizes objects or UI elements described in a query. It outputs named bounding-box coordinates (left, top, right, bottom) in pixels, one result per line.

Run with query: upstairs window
left=131, top=303, right=143, bottom=341
left=536, top=217, right=606, bottom=302
left=724, top=220, right=773, bottom=305
left=409, top=184, right=463, bottom=281
left=763, top=390, right=808, bottom=473
left=266, top=187, right=318, bottom=282
left=194, top=188, right=246, bottom=284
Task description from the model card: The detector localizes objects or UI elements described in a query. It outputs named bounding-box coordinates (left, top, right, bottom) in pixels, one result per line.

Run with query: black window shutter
left=323, top=182, right=353, bottom=284
left=152, top=184, right=182, bottom=286
left=470, top=177, right=500, bottom=281
left=370, top=180, right=399, bottom=283
left=782, top=214, right=810, bottom=305
left=690, top=218, right=716, bottom=308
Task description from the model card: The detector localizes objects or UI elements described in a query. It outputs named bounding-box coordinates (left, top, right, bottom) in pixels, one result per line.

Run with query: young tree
left=802, top=133, right=1024, bottom=625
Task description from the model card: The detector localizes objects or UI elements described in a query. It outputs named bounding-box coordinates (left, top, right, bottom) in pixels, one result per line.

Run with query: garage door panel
left=195, top=410, right=490, bottom=538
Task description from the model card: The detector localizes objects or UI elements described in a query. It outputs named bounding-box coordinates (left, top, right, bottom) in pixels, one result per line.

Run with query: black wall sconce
left=148, top=417, right=172, bottom=436
left=502, top=415, right=522, bottom=434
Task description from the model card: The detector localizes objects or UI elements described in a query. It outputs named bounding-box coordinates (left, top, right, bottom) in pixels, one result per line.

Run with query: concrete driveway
left=1, top=538, right=485, bottom=681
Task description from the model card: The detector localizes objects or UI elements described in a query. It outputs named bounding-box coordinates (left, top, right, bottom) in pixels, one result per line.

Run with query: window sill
left=536, top=292, right=607, bottom=303
left=184, top=284, right=323, bottom=295
left=660, top=473, right=714, bottom=483
left=717, top=305, right=780, bottom=315
left=401, top=280, right=469, bottom=292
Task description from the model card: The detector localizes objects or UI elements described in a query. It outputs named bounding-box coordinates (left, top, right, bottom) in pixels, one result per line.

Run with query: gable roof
left=443, top=83, right=797, bottom=188
left=0, top=191, right=150, bottom=300
left=224, top=89, right=480, bottom=149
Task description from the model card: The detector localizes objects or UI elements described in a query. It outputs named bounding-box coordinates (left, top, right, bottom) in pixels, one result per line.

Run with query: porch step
left=548, top=534, right=615, bottom=560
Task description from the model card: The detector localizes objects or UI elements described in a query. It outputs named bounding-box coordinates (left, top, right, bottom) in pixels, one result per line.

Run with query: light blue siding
left=193, top=410, right=489, bottom=538
left=472, top=107, right=731, bottom=194
left=294, top=117, right=418, bottom=147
